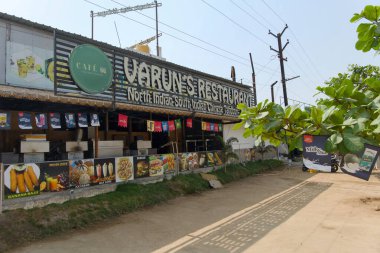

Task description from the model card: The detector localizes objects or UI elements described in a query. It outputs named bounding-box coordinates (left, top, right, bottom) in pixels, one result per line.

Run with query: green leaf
left=237, top=103, right=247, bottom=110
left=264, top=119, right=282, bottom=131
left=329, top=133, right=343, bottom=145
left=350, top=13, right=363, bottom=23
left=366, top=77, right=380, bottom=92
left=363, top=5, right=379, bottom=21
left=371, top=114, right=380, bottom=126
left=342, top=132, right=364, bottom=154
left=355, top=40, right=366, bottom=50
left=243, top=129, right=251, bottom=138
left=322, top=106, right=336, bottom=122
left=232, top=121, right=244, bottom=130
left=256, top=111, right=269, bottom=119
left=342, top=117, right=358, bottom=126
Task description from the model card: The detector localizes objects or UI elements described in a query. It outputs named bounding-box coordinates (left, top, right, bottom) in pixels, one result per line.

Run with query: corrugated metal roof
left=0, top=11, right=252, bottom=90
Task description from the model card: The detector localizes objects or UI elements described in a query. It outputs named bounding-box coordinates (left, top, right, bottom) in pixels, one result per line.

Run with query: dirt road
left=11, top=166, right=380, bottom=253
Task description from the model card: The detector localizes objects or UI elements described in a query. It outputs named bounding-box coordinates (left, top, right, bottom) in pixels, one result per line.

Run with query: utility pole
left=249, top=53, right=257, bottom=106
left=270, top=81, right=278, bottom=103
left=155, top=0, right=159, bottom=56
left=269, top=25, right=289, bottom=106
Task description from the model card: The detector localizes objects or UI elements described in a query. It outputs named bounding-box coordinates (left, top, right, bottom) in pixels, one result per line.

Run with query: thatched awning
left=0, top=85, right=239, bottom=121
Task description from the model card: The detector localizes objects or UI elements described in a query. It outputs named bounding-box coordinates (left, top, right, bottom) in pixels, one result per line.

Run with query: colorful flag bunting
left=186, top=118, right=193, bottom=128
left=202, top=121, right=206, bottom=131
left=175, top=119, right=182, bottom=129
left=0, top=112, right=11, bottom=130
left=218, top=123, right=223, bottom=132
left=206, top=122, right=211, bottom=131
left=118, top=113, right=128, bottom=128
left=210, top=122, right=215, bottom=131
left=162, top=121, right=168, bottom=132
left=215, top=123, right=219, bottom=132
left=168, top=120, right=175, bottom=131
left=147, top=120, right=155, bottom=132
left=154, top=121, right=162, bottom=132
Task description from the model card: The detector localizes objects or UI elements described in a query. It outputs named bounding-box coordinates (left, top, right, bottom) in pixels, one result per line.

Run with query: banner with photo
left=93, top=158, right=116, bottom=185
left=162, top=154, right=176, bottom=174
left=90, top=113, right=100, bottom=126
left=0, top=112, right=11, bottom=130
left=115, top=157, right=134, bottom=182
left=38, top=161, right=70, bottom=193
left=78, top=113, right=88, bottom=128
left=65, top=113, right=76, bottom=128
left=302, top=135, right=332, bottom=172
left=69, top=159, right=94, bottom=188
left=35, top=113, right=48, bottom=129
left=3, top=163, right=41, bottom=199
left=50, top=113, right=61, bottom=129
left=148, top=155, right=164, bottom=177
left=134, top=156, right=150, bottom=178
left=6, top=40, right=54, bottom=90
left=341, top=144, right=380, bottom=181
left=18, top=112, right=32, bottom=129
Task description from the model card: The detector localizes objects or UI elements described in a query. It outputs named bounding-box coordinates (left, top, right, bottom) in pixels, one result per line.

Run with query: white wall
left=223, top=123, right=255, bottom=150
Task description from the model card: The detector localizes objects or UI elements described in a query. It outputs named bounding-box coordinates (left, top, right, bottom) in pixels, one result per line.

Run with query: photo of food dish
left=162, top=154, right=176, bottom=174
left=4, top=163, right=40, bottom=198
left=39, top=161, right=69, bottom=193
left=93, top=158, right=116, bottom=185
left=115, top=157, right=134, bottom=182
left=207, top=152, right=215, bottom=166
left=214, top=152, right=223, bottom=166
left=134, top=156, right=150, bottom=178
left=149, top=155, right=164, bottom=177
left=69, top=159, right=94, bottom=188
left=179, top=153, right=189, bottom=171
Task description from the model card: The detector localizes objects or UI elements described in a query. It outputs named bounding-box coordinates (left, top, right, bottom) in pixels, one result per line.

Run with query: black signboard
left=341, top=144, right=380, bottom=181
left=302, top=135, right=332, bottom=172
left=18, top=112, right=32, bottom=129
left=78, top=113, right=88, bottom=127
left=50, top=113, right=61, bottom=129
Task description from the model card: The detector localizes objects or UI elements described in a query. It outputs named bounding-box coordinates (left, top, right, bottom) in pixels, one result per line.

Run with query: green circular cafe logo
left=69, top=44, right=113, bottom=94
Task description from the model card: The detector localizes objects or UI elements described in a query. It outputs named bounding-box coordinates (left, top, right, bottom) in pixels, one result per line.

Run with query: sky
left=1, top=0, right=378, bottom=106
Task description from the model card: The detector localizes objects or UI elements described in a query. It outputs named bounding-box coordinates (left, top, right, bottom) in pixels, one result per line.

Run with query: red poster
left=154, top=121, right=162, bottom=132
left=118, top=114, right=128, bottom=128
left=206, top=122, right=211, bottom=131
left=186, top=118, right=193, bottom=128
left=168, top=120, right=175, bottom=131
left=215, top=123, right=219, bottom=132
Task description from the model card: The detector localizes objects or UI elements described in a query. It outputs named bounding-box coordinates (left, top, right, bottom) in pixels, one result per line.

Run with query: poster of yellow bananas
left=6, top=39, right=55, bottom=90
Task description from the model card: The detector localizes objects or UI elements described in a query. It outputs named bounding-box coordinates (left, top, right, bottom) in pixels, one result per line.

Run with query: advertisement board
left=3, top=163, right=40, bottom=199
left=93, top=158, right=116, bottom=185
left=341, top=144, right=380, bottom=181
left=134, top=156, right=150, bottom=178
left=6, top=41, right=54, bottom=90
left=302, top=135, right=332, bottom=172
left=39, top=161, right=70, bottom=193
left=69, top=159, right=94, bottom=188
left=115, top=157, right=134, bottom=182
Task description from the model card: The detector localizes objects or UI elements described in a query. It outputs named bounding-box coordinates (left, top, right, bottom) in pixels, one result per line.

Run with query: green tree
left=216, top=136, right=239, bottom=172
left=350, top=5, right=380, bottom=53
left=236, top=65, right=380, bottom=155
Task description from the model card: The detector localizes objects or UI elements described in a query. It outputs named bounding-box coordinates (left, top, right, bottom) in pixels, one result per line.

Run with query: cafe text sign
left=122, top=57, right=253, bottom=117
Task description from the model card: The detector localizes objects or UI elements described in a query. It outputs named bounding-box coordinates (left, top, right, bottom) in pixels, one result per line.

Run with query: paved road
left=11, top=166, right=380, bottom=253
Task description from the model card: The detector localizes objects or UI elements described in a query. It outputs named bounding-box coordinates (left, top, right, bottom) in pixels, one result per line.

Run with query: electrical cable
left=200, top=0, right=270, bottom=46
left=110, top=0, right=278, bottom=73
left=229, top=0, right=268, bottom=31
left=240, top=0, right=278, bottom=31
left=260, top=0, right=324, bottom=80
left=84, top=0, right=256, bottom=70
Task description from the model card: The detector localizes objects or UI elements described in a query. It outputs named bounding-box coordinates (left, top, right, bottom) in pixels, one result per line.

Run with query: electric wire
left=229, top=0, right=268, bottom=31
left=200, top=0, right=270, bottom=46
left=84, top=0, right=254, bottom=70
left=240, top=0, right=279, bottom=31
left=260, top=0, right=324, bottom=80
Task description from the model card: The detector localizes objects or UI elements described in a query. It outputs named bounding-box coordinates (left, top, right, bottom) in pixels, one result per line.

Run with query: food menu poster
left=18, top=112, right=32, bottom=129
left=3, top=163, right=41, bottom=199
left=115, top=157, right=134, bottom=182
left=148, top=155, right=164, bottom=177
left=93, top=158, right=116, bottom=185
left=134, top=156, right=150, bottom=178
left=341, top=144, right=380, bottom=181
left=39, top=161, right=70, bottom=192
left=0, top=111, right=11, bottom=130
left=69, top=159, right=94, bottom=188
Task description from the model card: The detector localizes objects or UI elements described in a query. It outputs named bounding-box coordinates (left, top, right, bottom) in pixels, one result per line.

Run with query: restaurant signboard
left=55, top=32, right=254, bottom=117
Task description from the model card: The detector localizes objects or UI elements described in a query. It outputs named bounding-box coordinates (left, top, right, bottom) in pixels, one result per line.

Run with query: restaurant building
left=0, top=12, right=254, bottom=161
left=0, top=12, right=255, bottom=201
